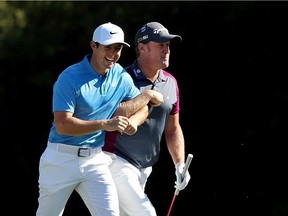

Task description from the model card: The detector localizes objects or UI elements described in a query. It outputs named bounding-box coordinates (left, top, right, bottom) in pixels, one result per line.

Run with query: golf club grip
left=174, top=153, right=193, bottom=195
left=181, top=154, right=193, bottom=179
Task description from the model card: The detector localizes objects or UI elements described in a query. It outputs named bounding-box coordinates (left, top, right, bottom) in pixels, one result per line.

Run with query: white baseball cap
left=92, top=22, right=130, bottom=47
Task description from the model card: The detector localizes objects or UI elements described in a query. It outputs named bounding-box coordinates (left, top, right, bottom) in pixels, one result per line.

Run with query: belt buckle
left=78, top=147, right=90, bottom=157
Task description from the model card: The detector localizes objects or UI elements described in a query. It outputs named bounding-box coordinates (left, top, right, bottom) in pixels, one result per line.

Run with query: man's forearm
left=129, top=105, right=149, bottom=125
left=114, top=90, right=153, bottom=117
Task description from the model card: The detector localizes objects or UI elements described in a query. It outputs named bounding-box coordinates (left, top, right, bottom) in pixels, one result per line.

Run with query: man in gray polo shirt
left=104, top=22, right=191, bottom=216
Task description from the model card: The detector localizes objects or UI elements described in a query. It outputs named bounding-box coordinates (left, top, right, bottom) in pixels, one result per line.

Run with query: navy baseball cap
left=135, top=22, right=182, bottom=46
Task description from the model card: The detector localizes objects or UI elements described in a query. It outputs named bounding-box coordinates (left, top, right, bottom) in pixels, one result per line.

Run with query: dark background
left=1, top=1, right=288, bottom=216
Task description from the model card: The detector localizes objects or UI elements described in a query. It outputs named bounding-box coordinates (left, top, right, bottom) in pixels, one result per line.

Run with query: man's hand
left=149, top=90, right=164, bottom=107
left=174, top=162, right=191, bottom=191
left=123, top=121, right=138, bottom=135
left=104, top=116, right=130, bottom=133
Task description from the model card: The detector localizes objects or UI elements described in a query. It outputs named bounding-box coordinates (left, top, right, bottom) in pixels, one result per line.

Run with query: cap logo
left=153, top=28, right=168, bottom=34
left=140, top=26, right=146, bottom=32
left=137, top=35, right=148, bottom=44
left=110, top=31, right=118, bottom=35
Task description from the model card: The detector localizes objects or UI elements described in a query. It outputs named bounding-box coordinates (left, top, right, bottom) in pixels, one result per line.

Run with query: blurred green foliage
left=0, top=1, right=187, bottom=87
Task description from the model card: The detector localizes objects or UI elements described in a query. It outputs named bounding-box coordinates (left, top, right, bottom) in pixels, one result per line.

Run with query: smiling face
left=90, top=41, right=123, bottom=75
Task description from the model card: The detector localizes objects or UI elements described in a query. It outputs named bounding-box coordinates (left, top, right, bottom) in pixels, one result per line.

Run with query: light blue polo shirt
left=48, top=55, right=140, bottom=147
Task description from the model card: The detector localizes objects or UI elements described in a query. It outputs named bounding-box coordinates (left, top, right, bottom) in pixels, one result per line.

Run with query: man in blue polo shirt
left=104, top=22, right=191, bottom=215
left=36, top=22, right=163, bottom=216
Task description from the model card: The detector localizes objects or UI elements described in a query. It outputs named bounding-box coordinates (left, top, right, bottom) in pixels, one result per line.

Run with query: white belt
left=47, top=142, right=101, bottom=157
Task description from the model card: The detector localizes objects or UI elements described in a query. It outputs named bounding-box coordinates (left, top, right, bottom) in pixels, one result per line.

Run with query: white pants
left=106, top=153, right=157, bottom=216
left=36, top=143, right=119, bottom=216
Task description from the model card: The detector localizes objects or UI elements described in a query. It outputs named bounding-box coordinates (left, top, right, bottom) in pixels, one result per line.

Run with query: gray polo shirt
left=104, top=61, right=180, bottom=169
